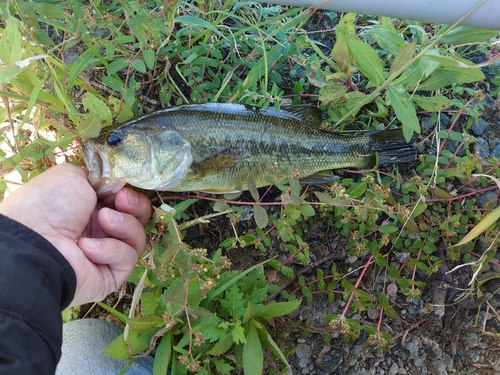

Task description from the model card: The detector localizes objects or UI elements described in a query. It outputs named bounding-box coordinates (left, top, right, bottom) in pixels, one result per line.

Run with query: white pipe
left=256, top=0, right=500, bottom=30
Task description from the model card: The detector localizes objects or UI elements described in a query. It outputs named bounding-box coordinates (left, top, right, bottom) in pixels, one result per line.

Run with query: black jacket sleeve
left=0, top=214, right=77, bottom=375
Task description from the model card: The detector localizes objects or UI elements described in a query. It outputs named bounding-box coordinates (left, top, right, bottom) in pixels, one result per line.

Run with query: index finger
left=111, top=187, right=152, bottom=226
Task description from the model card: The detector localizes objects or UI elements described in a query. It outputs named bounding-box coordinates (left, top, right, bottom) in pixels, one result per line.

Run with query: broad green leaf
left=387, top=85, right=420, bottom=142
left=331, top=13, right=356, bottom=73
left=243, top=322, right=263, bottom=375
left=102, top=76, right=124, bottom=92
left=125, top=316, right=165, bottom=331
left=319, top=84, right=347, bottom=103
left=436, top=26, right=500, bottom=45
left=82, top=92, right=113, bottom=127
left=143, top=49, right=156, bottom=70
left=410, top=202, right=427, bottom=219
left=413, top=95, right=454, bottom=112
left=255, top=299, right=301, bottom=319
left=347, top=39, right=385, bottom=87
left=107, top=58, right=129, bottom=75
left=388, top=41, right=416, bottom=79
left=67, top=49, right=96, bottom=90
left=131, top=59, right=147, bottom=73
left=452, top=206, right=500, bottom=248
left=32, top=2, right=66, bottom=18
left=77, top=113, right=102, bottom=138
left=253, top=204, right=269, bottom=229
left=0, top=63, right=24, bottom=84
left=174, top=15, right=222, bottom=36
left=153, top=332, right=172, bottom=375
left=0, top=18, right=23, bottom=64
left=368, top=28, right=405, bottom=56
left=208, top=333, right=233, bottom=355
left=280, top=266, right=294, bottom=279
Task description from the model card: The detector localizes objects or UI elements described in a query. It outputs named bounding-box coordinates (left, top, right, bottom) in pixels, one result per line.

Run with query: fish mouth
left=82, top=141, right=125, bottom=198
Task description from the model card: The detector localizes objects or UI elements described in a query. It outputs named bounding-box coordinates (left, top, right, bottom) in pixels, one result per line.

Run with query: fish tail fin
left=368, top=129, right=418, bottom=165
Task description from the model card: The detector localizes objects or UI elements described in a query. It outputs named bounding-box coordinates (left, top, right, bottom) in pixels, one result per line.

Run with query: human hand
left=0, top=163, right=151, bottom=307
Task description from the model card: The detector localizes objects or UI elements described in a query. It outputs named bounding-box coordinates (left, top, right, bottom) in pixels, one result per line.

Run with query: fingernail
left=127, top=189, right=138, bottom=205
left=109, top=209, right=123, bottom=224
left=86, top=238, right=100, bottom=250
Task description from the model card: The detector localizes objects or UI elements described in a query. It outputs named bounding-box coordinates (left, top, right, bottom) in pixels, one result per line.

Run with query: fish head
left=82, top=126, right=193, bottom=197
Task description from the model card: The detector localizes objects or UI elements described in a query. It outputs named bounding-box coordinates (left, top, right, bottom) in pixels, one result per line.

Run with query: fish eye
left=107, top=132, right=122, bottom=147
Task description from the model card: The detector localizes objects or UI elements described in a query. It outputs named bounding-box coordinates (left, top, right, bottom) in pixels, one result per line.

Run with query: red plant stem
left=340, top=253, right=375, bottom=319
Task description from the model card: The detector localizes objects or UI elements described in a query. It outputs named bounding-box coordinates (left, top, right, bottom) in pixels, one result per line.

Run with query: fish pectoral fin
left=191, top=147, right=240, bottom=178
left=300, top=171, right=340, bottom=185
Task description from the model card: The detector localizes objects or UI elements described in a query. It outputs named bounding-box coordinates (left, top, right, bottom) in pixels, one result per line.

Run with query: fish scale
left=83, top=103, right=417, bottom=196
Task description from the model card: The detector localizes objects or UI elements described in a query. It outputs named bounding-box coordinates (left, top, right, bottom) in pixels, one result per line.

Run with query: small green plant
left=101, top=203, right=301, bottom=374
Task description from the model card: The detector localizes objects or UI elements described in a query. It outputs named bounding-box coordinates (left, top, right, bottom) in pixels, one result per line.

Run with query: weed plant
left=1, top=0, right=500, bottom=374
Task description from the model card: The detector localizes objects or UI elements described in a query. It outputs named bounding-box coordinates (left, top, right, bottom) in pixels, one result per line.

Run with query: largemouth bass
left=82, top=103, right=416, bottom=196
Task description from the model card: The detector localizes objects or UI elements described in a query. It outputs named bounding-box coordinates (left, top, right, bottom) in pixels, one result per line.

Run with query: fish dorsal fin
left=191, top=147, right=240, bottom=178
left=278, top=106, right=323, bottom=127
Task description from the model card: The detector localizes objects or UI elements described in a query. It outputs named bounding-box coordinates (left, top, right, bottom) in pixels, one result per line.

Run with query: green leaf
left=0, top=18, right=23, bottom=64
left=174, top=15, right=222, bottom=36
left=368, top=28, right=405, bottom=56
left=388, top=41, right=416, bottom=79
left=255, top=299, right=301, bottom=319
left=319, top=84, right=347, bottom=103
left=412, top=94, right=454, bottom=112
left=143, top=49, right=156, bottom=70
left=211, top=358, right=234, bottom=375
left=107, top=58, right=129, bottom=75
left=437, top=26, right=500, bottom=44
left=208, top=333, right=233, bottom=356
left=299, top=203, right=315, bottom=217
left=253, top=204, right=269, bottom=229
left=280, top=266, right=294, bottom=279
left=347, top=39, right=385, bottom=87
left=231, top=320, right=246, bottom=345
left=153, top=332, right=172, bottom=375
left=411, top=202, right=427, bottom=219
left=125, top=316, right=165, bottom=331
left=243, top=322, right=263, bottom=375
left=32, top=2, right=66, bottom=18
left=387, top=84, right=420, bottom=142
left=131, top=59, right=147, bottom=73
left=221, top=284, right=246, bottom=318
left=452, top=206, right=500, bottom=248
left=77, top=113, right=102, bottom=139
left=82, top=92, right=113, bottom=127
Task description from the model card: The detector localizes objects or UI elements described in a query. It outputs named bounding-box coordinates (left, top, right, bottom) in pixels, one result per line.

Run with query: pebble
left=295, top=343, right=312, bottom=369
left=474, top=137, right=490, bottom=158
left=316, top=353, right=343, bottom=374
left=477, top=191, right=497, bottom=208
left=492, top=144, right=500, bottom=158
left=471, top=118, right=490, bottom=136
left=388, top=362, right=399, bottom=375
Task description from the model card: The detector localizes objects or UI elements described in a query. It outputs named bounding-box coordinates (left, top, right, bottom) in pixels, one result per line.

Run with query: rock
left=445, top=140, right=466, bottom=157
left=295, top=343, right=312, bottom=369
left=388, top=362, right=399, bottom=375
left=439, top=113, right=450, bottom=128
left=317, top=353, right=343, bottom=374
left=477, top=191, right=497, bottom=208
left=474, top=137, right=490, bottom=158
left=471, top=118, right=490, bottom=136
left=492, top=144, right=500, bottom=158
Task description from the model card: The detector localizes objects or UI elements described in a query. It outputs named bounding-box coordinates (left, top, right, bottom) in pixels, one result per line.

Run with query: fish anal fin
left=191, top=147, right=240, bottom=178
